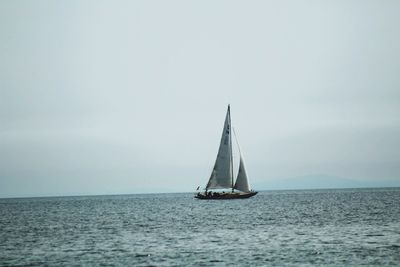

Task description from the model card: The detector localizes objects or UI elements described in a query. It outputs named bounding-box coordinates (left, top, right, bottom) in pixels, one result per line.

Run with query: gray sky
left=1, top=0, right=399, bottom=197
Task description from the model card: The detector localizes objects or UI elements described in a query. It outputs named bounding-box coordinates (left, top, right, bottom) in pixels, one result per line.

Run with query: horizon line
left=1, top=185, right=399, bottom=200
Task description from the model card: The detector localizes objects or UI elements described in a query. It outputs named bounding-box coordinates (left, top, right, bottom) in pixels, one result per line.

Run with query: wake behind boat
left=195, top=105, right=257, bottom=200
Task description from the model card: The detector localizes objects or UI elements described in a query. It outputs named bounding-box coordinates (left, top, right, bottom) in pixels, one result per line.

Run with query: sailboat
left=195, top=105, right=258, bottom=200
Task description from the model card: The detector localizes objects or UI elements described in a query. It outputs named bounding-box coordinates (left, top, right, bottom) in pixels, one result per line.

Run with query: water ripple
left=1, top=188, right=400, bottom=266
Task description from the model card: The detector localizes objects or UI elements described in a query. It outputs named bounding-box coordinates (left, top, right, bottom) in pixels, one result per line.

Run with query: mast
left=229, top=105, right=234, bottom=193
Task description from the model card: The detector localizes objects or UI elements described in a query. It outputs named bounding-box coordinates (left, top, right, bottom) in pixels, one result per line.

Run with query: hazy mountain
left=254, top=174, right=400, bottom=190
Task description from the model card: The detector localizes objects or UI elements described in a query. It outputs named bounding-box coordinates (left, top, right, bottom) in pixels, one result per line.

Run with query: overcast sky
left=1, top=0, right=399, bottom=197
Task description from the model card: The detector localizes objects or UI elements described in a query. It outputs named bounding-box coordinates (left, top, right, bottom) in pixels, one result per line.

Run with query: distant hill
left=253, top=174, right=400, bottom=190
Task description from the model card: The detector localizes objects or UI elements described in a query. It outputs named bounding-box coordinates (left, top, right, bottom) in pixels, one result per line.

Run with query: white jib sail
left=234, top=156, right=251, bottom=192
left=206, top=106, right=233, bottom=190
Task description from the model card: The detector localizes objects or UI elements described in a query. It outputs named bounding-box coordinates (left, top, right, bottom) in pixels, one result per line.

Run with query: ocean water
left=1, top=188, right=399, bottom=266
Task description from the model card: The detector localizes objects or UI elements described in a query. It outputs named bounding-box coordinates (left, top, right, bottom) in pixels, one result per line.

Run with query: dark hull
left=194, top=191, right=258, bottom=200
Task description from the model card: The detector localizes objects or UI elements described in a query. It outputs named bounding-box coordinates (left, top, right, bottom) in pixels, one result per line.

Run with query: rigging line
left=232, top=127, right=242, bottom=156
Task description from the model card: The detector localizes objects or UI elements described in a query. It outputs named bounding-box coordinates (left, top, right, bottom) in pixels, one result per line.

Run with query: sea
left=1, top=188, right=399, bottom=266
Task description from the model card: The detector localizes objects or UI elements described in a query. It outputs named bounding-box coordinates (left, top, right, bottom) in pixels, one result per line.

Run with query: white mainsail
left=234, top=156, right=251, bottom=192
left=206, top=106, right=233, bottom=190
